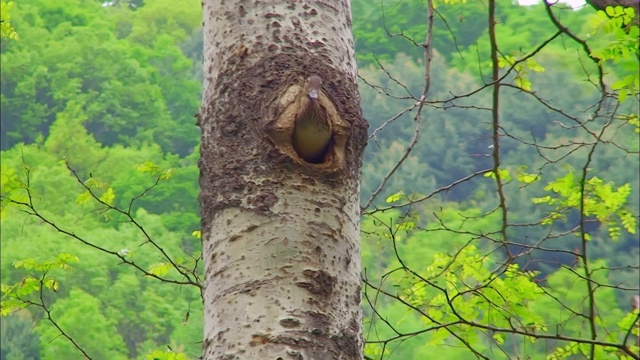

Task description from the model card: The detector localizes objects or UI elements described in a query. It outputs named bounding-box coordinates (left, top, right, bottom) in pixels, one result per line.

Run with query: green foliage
left=0, top=163, right=27, bottom=220
left=587, top=6, right=639, bottom=103
left=1, top=312, right=40, bottom=360
left=0, top=1, right=18, bottom=40
left=531, top=260, right=637, bottom=359
left=146, top=349, right=188, bottom=360
left=363, top=192, right=637, bottom=358
left=497, top=55, right=545, bottom=91
left=532, top=170, right=637, bottom=241
left=363, top=208, right=545, bottom=358
left=421, top=247, right=545, bottom=336
left=1, top=141, right=202, bottom=358
left=352, top=0, right=500, bottom=66
left=1, top=0, right=639, bottom=358
left=0, top=0, right=201, bottom=155
left=358, top=0, right=638, bottom=357
left=37, top=288, right=129, bottom=360
left=359, top=52, right=490, bottom=203
left=484, top=168, right=513, bottom=182
left=1, top=253, right=78, bottom=315
left=0, top=254, right=94, bottom=359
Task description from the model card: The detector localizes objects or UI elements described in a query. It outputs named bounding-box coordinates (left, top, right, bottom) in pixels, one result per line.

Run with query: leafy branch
left=1, top=254, right=92, bottom=359
left=1, top=159, right=203, bottom=296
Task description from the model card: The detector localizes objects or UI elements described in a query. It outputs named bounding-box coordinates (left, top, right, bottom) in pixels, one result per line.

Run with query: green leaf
left=484, top=169, right=512, bottom=181
left=498, top=168, right=512, bottom=181
left=385, top=191, right=405, bottom=203
left=605, top=6, right=615, bottom=16
left=0, top=299, right=28, bottom=316
left=99, top=187, right=116, bottom=205
left=145, top=350, right=187, bottom=360
left=84, top=178, right=100, bottom=188
left=525, top=58, right=545, bottom=72
left=517, top=171, right=540, bottom=184
left=0, top=1, right=19, bottom=40
left=56, top=253, right=80, bottom=266
left=137, top=161, right=161, bottom=174
left=619, top=211, right=637, bottom=234
left=515, top=76, right=532, bottom=91
left=76, top=190, right=92, bottom=205
left=149, top=262, right=173, bottom=277
left=43, top=279, right=59, bottom=292
left=618, top=90, right=627, bottom=103
left=611, top=75, right=634, bottom=90
left=159, top=168, right=174, bottom=180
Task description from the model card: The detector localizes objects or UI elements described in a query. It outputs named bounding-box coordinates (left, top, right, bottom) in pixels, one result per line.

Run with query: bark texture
left=198, top=0, right=367, bottom=359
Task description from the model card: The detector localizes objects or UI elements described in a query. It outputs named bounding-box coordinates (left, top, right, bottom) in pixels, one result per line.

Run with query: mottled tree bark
left=198, top=0, right=367, bottom=359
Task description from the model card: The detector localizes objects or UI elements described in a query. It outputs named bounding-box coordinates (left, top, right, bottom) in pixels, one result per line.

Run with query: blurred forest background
left=1, top=0, right=638, bottom=359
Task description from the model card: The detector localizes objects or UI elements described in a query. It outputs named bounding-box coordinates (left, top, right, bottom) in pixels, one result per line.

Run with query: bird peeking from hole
left=291, top=75, right=333, bottom=163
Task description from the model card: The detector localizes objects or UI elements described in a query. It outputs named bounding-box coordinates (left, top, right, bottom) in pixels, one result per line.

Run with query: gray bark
left=198, top=0, right=367, bottom=359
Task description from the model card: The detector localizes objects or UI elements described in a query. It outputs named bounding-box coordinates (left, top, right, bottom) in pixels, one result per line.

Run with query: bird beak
left=308, top=89, right=319, bottom=99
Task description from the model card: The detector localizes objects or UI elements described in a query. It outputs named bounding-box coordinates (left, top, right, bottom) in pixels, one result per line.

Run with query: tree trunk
left=198, top=1, right=367, bottom=359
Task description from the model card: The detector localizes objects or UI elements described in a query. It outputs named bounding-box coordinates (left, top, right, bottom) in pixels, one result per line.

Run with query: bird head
left=305, top=75, right=323, bottom=100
